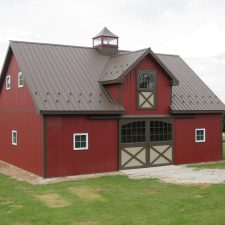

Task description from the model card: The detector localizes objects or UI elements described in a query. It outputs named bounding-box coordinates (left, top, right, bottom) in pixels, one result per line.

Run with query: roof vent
left=93, top=27, right=118, bottom=56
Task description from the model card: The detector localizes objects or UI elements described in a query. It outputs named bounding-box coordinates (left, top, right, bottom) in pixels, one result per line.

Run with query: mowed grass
left=190, top=143, right=225, bottom=169
left=0, top=174, right=225, bottom=225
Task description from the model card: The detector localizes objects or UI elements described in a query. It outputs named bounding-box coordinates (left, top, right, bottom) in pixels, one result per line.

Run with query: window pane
left=75, top=135, right=81, bottom=142
left=81, top=142, right=86, bottom=148
left=75, top=142, right=81, bottom=148
left=81, top=135, right=86, bottom=142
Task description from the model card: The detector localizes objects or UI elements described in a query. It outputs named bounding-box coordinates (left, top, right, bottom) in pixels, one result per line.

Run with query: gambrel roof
left=0, top=40, right=225, bottom=114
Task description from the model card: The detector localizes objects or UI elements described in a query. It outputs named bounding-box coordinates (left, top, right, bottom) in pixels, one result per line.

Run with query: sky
left=0, top=0, right=225, bottom=102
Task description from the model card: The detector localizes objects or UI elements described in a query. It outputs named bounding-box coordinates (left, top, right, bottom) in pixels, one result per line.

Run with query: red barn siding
left=0, top=54, right=43, bottom=176
left=174, top=114, right=222, bottom=164
left=105, top=84, right=119, bottom=103
left=122, top=55, right=171, bottom=115
left=46, top=116, right=118, bottom=177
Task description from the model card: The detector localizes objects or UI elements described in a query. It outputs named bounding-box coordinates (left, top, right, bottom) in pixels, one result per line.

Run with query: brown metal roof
left=93, top=27, right=118, bottom=38
left=0, top=40, right=224, bottom=114
left=156, top=54, right=225, bottom=113
left=9, top=41, right=124, bottom=114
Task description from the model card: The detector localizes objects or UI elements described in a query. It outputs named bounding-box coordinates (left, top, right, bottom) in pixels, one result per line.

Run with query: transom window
left=195, top=129, right=205, bottom=142
left=18, top=72, right=24, bottom=88
left=138, top=71, right=155, bottom=90
left=150, top=121, right=172, bottom=142
left=121, top=121, right=145, bottom=143
left=12, top=130, right=17, bottom=145
left=73, top=133, right=88, bottom=150
left=6, top=75, right=11, bottom=90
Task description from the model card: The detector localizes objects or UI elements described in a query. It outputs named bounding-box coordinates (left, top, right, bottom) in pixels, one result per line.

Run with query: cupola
left=93, top=27, right=118, bottom=55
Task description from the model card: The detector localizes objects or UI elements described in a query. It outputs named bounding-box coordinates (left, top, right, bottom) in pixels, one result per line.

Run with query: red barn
left=0, top=27, right=224, bottom=178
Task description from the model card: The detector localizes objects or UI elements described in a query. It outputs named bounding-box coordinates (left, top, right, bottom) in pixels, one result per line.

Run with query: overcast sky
left=0, top=0, right=225, bottom=102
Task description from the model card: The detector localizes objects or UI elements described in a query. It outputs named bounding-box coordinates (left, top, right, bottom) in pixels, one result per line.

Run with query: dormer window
left=6, top=75, right=11, bottom=90
left=137, top=71, right=156, bottom=109
left=18, top=72, right=24, bottom=88
left=139, top=72, right=155, bottom=89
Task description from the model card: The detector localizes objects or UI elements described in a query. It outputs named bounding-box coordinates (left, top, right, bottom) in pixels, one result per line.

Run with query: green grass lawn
left=0, top=173, right=225, bottom=225
left=189, top=143, right=225, bottom=169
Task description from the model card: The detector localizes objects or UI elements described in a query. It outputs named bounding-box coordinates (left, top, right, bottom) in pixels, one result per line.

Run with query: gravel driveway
left=122, top=165, right=225, bottom=184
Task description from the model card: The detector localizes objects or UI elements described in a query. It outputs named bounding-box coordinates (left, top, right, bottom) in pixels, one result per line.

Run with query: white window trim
left=73, top=133, right=88, bottom=150
left=18, top=72, right=24, bottom=88
left=12, top=130, right=17, bottom=146
left=6, top=75, right=11, bottom=90
left=195, top=128, right=206, bottom=143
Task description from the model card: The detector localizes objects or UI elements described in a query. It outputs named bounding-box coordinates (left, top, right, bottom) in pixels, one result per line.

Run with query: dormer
left=93, top=27, right=118, bottom=56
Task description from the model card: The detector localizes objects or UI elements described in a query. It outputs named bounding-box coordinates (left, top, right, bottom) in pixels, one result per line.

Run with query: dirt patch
left=36, top=193, right=71, bottom=208
left=68, top=186, right=105, bottom=201
left=75, top=221, right=100, bottom=225
left=14, top=223, right=33, bottom=225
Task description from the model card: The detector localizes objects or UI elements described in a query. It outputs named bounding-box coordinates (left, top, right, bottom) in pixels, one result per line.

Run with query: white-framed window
left=18, top=72, right=24, bottom=88
left=195, top=128, right=206, bottom=143
left=12, top=130, right=17, bottom=146
left=73, top=133, right=88, bottom=150
left=6, top=75, right=11, bottom=90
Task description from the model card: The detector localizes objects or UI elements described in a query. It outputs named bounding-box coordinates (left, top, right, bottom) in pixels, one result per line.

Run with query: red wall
left=105, top=84, right=119, bottom=103
left=174, top=114, right=222, bottom=164
left=121, top=55, right=171, bottom=115
left=0, top=54, right=43, bottom=176
left=46, top=116, right=118, bottom=177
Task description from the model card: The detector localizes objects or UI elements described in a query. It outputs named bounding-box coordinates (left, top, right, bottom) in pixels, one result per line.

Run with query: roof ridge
left=113, top=48, right=150, bottom=57
left=10, top=40, right=95, bottom=50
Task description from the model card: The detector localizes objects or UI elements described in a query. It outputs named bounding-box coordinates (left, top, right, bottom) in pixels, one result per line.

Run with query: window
left=73, top=133, right=88, bottom=150
left=121, top=121, right=145, bottom=143
left=138, top=71, right=155, bottom=90
left=150, top=121, right=172, bottom=142
left=195, top=129, right=206, bottom=142
left=12, top=130, right=17, bottom=145
left=18, top=72, right=24, bottom=88
left=6, top=75, right=11, bottom=90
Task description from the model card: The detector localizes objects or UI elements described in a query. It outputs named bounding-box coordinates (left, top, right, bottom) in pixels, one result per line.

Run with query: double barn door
left=119, top=118, right=173, bottom=169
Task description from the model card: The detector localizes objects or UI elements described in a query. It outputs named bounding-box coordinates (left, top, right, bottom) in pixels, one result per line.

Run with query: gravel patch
left=121, top=165, right=225, bottom=184
left=1, top=160, right=225, bottom=185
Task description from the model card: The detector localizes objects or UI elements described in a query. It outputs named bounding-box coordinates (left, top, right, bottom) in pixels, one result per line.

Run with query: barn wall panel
left=121, top=55, right=171, bottom=115
left=0, top=54, right=43, bottom=176
left=174, top=114, right=222, bottom=164
left=46, top=116, right=118, bottom=177
left=105, top=84, right=119, bottom=103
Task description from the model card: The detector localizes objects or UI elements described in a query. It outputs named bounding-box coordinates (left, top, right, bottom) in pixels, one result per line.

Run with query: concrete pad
left=121, top=165, right=225, bottom=184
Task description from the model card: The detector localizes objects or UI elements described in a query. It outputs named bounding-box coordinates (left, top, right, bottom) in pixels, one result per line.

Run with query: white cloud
left=0, top=0, right=225, bottom=102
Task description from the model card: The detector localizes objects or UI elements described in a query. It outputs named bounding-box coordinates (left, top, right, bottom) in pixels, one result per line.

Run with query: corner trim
left=42, top=115, right=47, bottom=178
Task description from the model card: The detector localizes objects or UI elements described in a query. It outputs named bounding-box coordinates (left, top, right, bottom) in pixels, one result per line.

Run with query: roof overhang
left=40, top=109, right=125, bottom=115
left=171, top=109, right=225, bottom=114
left=0, top=45, right=12, bottom=90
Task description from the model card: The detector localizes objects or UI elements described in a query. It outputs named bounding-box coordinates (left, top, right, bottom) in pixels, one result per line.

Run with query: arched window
left=150, top=121, right=172, bottom=141
left=121, top=121, right=145, bottom=143
left=139, top=72, right=155, bottom=89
